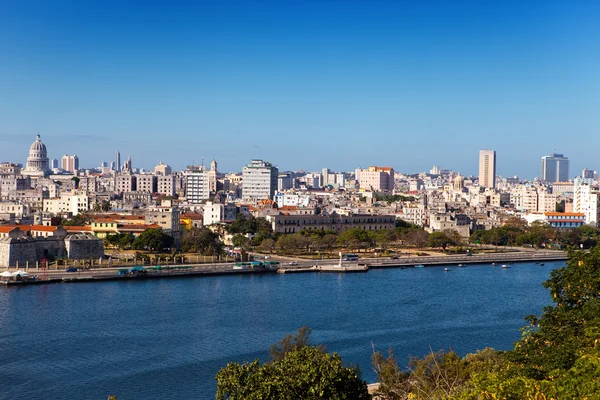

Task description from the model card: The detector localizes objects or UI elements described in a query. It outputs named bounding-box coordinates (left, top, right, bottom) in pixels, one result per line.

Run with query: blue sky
left=1, top=1, right=599, bottom=178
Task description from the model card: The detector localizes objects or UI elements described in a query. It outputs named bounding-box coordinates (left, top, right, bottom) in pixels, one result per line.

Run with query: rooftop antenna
left=201, top=157, right=205, bottom=168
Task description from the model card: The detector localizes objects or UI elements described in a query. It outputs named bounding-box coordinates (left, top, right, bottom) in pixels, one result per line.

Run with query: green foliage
left=132, top=228, right=174, bottom=252
left=269, top=326, right=324, bottom=363
left=372, top=348, right=504, bottom=400
left=507, top=245, right=600, bottom=380
left=216, top=346, right=370, bottom=400
left=181, top=227, right=224, bottom=255
left=374, top=193, right=415, bottom=203
left=104, top=233, right=135, bottom=250
left=426, top=231, right=455, bottom=250
left=227, top=214, right=272, bottom=235
left=337, top=228, right=375, bottom=251
left=276, top=233, right=310, bottom=254
left=61, top=212, right=93, bottom=226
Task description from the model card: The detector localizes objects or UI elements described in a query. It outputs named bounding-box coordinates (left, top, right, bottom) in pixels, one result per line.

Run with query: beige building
left=145, top=200, right=181, bottom=246
left=154, top=162, right=172, bottom=176
left=135, top=174, right=157, bottom=193
left=356, top=166, right=395, bottom=192
left=61, top=155, right=79, bottom=172
left=157, top=175, right=176, bottom=196
left=116, top=175, right=136, bottom=193
left=267, top=214, right=395, bottom=234
left=478, top=150, right=496, bottom=189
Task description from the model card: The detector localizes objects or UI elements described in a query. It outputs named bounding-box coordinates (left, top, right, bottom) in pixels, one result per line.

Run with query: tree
left=132, top=228, right=174, bottom=252
left=181, top=227, right=224, bottom=255
left=257, top=238, right=275, bottom=254
left=403, top=229, right=429, bottom=248
left=320, top=234, right=338, bottom=254
left=216, top=341, right=370, bottom=400
left=61, top=212, right=93, bottom=226
left=231, top=234, right=250, bottom=249
left=104, top=233, right=134, bottom=250
left=269, top=326, right=324, bottom=362
left=276, top=234, right=307, bottom=254
left=426, top=231, right=454, bottom=250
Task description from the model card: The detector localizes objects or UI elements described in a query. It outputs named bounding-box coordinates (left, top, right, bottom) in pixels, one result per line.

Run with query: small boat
left=491, top=262, right=497, bottom=266
left=539, top=263, right=545, bottom=266
left=502, top=264, right=510, bottom=269
left=414, top=264, right=424, bottom=268
left=444, top=268, right=451, bottom=272
left=458, top=264, right=465, bottom=267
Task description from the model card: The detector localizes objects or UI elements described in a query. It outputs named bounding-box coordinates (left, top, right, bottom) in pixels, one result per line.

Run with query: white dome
left=30, top=135, right=47, bottom=153
left=23, top=134, right=50, bottom=176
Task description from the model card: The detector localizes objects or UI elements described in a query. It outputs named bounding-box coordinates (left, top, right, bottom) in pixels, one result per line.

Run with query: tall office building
left=478, top=150, right=496, bottom=189
left=242, top=159, right=279, bottom=202
left=541, top=153, right=569, bottom=182
left=184, top=166, right=210, bottom=204
left=115, top=150, right=121, bottom=172
left=61, top=154, right=79, bottom=173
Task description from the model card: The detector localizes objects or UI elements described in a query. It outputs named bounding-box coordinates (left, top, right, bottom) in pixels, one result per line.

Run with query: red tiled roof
left=545, top=212, right=585, bottom=217
left=0, top=226, right=18, bottom=233
left=94, top=218, right=116, bottom=223
left=63, top=226, right=92, bottom=232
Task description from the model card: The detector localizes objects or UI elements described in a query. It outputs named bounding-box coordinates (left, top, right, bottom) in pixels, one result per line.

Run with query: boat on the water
left=414, top=264, right=424, bottom=268
left=502, top=264, right=510, bottom=269
left=444, top=268, right=451, bottom=272
left=458, top=264, right=465, bottom=267
left=491, top=262, right=497, bottom=266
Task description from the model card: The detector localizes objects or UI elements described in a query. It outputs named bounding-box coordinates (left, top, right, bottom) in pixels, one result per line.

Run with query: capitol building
left=22, top=134, right=51, bottom=177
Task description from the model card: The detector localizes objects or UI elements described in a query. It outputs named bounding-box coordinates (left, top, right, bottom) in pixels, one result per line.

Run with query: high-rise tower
left=478, top=150, right=496, bottom=189
left=115, top=150, right=121, bottom=172
left=541, top=153, right=569, bottom=182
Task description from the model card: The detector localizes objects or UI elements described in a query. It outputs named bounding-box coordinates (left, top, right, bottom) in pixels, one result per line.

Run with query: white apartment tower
left=478, top=150, right=496, bottom=189
left=184, top=166, right=210, bottom=204
left=242, top=159, right=279, bottom=203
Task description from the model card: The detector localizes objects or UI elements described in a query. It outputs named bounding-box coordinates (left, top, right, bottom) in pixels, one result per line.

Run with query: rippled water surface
left=0, top=261, right=562, bottom=400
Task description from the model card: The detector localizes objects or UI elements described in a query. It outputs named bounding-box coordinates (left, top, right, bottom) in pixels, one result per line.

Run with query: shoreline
left=1, top=251, right=567, bottom=287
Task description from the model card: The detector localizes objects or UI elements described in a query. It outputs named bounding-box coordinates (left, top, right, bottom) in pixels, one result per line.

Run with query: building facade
left=542, top=153, right=569, bottom=183
left=478, top=150, right=496, bottom=189
left=242, top=160, right=279, bottom=203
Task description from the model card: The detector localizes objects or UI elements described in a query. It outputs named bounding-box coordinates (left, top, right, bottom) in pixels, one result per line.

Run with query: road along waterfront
left=0, top=250, right=567, bottom=286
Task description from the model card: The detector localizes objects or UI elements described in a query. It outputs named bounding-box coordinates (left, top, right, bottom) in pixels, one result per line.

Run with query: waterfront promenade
left=1, top=249, right=567, bottom=286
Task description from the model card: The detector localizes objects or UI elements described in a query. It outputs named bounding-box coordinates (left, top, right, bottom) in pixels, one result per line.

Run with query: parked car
left=288, top=261, right=298, bottom=266
left=65, top=267, right=78, bottom=272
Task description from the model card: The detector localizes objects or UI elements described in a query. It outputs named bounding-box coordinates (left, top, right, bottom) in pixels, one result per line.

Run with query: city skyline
left=0, top=134, right=592, bottom=180
left=1, top=1, right=599, bottom=177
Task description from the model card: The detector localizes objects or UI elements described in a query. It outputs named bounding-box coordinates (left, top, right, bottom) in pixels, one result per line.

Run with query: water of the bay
left=0, top=261, right=562, bottom=400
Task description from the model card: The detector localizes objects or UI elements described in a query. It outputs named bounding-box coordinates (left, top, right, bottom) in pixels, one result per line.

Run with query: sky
left=1, top=1, right=599, bottom=178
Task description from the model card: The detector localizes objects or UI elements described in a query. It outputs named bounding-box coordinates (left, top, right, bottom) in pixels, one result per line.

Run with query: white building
left=274, top=193, right=311, bottom=208
left=573, top=184, right=600, bottom=226
left=242, top=159, right=278, bottom=203
left=23, top=135, right=50, bottom=177
left=43, top=192, right=89, bottom=216
left=184, top=166, right=210, bottom=204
